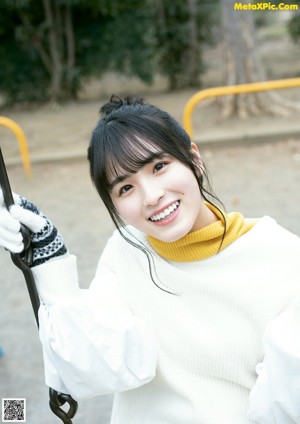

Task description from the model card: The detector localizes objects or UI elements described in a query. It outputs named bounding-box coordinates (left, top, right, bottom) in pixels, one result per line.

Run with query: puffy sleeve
left=32, top=252, right=158, bottom=401
left=247, top=299, right=300, bottom=423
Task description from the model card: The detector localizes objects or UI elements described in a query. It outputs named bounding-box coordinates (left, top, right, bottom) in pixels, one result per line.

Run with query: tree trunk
left=221, top=0, right=300, bottom=118
left=42, top=0, right=63, bottom=101
left=184, top=0, right=200, bottom=87
left=42, top=0, right=76, bottom=101
left=18, top=12, right=52, bottom=75
left=64, top=1, right=76, bottom=98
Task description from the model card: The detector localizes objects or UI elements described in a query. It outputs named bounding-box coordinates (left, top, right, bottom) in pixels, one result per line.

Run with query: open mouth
left=149, top=201, right=180, bottom=222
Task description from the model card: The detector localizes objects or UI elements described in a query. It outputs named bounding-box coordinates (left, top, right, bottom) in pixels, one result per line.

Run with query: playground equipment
left=0, top=118, right=78, bottom=423
left=0, top=116, right=32, bottom=178
left=183, top=77, right=300, bottom=139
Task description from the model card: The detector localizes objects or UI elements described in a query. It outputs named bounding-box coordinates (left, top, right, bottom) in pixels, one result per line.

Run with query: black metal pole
left=0, top=147, right=78, bottom=423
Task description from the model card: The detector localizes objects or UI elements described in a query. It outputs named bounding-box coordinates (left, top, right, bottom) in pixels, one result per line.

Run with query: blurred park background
left=1, top=0, right=300, bottom=162
left=0, top=0, right=300, bottom=108
left=1, top=1, right=300, bottom=423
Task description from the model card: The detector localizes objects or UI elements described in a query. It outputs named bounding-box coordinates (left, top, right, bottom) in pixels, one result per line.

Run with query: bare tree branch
left=42, top=0, right=63, bottom=99
left=65, top=1, right=75, bottom=71
left=18, top=12, right=52, bottom=75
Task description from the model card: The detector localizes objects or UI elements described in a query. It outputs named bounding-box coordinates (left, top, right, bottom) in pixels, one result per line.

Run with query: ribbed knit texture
left=147, top=202, right=256, bottom=261
left=99, top=217, right=300, bottom=423
left=36, top=216, right=300, bottom=423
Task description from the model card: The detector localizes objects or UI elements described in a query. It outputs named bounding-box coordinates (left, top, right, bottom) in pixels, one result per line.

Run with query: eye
left=154, top=161, right=169, bottom=173
left=119, top=184, right=133, bottom=196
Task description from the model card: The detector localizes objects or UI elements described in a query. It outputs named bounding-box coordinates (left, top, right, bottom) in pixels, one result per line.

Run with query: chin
left=153, top=227, right=192, bottom=243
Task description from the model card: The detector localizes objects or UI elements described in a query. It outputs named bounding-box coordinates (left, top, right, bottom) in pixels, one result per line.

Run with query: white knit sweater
left=33, top=216, right=300, bottom=424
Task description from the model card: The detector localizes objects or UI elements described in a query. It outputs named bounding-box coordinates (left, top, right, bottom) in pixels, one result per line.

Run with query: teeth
left=150, top=201, right=180, bottom=222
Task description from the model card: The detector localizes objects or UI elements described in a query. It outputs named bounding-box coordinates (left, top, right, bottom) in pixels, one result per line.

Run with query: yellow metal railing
left=183, top=77, right=300, bottom=139
left=0, top=116, right=32, bottom=178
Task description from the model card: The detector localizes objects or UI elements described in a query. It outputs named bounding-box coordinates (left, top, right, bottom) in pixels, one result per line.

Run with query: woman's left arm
left=247, top=300, right=300, bottom=423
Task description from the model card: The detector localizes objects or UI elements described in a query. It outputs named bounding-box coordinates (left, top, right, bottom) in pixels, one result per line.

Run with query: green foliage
left=75, top=1, right=155, bottom=83
left=1, top=0, right=31, bottom=9
left=0, top=0, right=215, bottom=105
left=150, top=0, right=216, bottom=89
left=0, top=2, right=48, bottom=104
left=0, top=42, right=48, bottom=105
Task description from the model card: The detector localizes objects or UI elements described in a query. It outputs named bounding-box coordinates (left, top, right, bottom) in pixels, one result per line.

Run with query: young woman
left=1, top=95, right=300, bottom=424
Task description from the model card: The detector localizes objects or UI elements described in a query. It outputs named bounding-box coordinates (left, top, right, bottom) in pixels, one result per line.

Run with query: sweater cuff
left=32, top=254, right=79, bottom=305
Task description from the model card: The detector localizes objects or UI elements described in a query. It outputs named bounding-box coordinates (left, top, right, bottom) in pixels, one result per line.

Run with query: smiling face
left=110, top=147, right=217, bottom=242
left=88, top=99, right=219, bottom=241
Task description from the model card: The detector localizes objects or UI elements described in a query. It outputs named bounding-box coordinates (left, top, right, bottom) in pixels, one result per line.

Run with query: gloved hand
left=0, top=189, right=67, bottom=267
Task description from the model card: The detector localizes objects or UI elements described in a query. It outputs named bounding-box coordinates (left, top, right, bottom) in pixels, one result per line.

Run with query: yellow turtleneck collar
left=146, top=202, right=256, bottom=262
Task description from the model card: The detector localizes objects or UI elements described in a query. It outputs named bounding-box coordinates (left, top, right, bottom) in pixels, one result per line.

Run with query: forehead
left=105, top=136, right=166, bottom=183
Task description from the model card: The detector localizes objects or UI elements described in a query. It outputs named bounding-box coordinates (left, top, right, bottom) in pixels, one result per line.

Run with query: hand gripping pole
left=0, top=148, right=78, bottom=423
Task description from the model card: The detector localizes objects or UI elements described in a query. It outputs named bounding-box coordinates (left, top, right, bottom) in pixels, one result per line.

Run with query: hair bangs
left=103, top=125, right=167, bottom=191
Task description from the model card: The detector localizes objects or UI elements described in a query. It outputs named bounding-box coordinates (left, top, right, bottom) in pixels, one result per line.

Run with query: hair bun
left=100, top=95, right=145, bottom=116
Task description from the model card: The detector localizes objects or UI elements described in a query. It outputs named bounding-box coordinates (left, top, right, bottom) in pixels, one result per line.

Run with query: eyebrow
left=108, top=151, right=168, bottom=191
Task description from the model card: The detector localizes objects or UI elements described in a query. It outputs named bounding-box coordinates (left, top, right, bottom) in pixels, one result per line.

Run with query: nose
left=142, top=181, right=164, bottom=207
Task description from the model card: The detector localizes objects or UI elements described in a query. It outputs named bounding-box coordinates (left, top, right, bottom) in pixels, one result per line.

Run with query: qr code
left=2, top=398, right=26, bottom=422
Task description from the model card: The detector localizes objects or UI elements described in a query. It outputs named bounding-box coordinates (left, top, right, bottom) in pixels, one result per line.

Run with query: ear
left=191, top=142, right=199, bottom=153
left=190, top=143, right=203, bottom=175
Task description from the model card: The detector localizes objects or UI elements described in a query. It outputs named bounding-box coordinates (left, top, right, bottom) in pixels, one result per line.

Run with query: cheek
left=113, top=197, right=140, bottom=224
left=170, top=166, right=199, bottom=193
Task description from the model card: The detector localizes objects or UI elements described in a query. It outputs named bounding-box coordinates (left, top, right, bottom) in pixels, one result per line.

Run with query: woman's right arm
left=34, top=254, right=158, bottom=401
left=0, top=191, right=158, bottom=401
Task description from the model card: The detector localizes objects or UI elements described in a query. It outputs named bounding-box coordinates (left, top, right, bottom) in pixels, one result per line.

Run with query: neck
left=147, top=202, right=256, bottom=262
left=191, top=201, right=220, bottom=232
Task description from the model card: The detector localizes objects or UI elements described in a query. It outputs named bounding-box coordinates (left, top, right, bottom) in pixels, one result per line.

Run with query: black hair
left=87, top=95, right=225, bottom=293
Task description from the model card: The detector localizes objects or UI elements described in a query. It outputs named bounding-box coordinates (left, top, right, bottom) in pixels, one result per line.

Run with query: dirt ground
left=1, top=16, right=300, bottom=424
left=1, top=136, right=300, bottom=424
